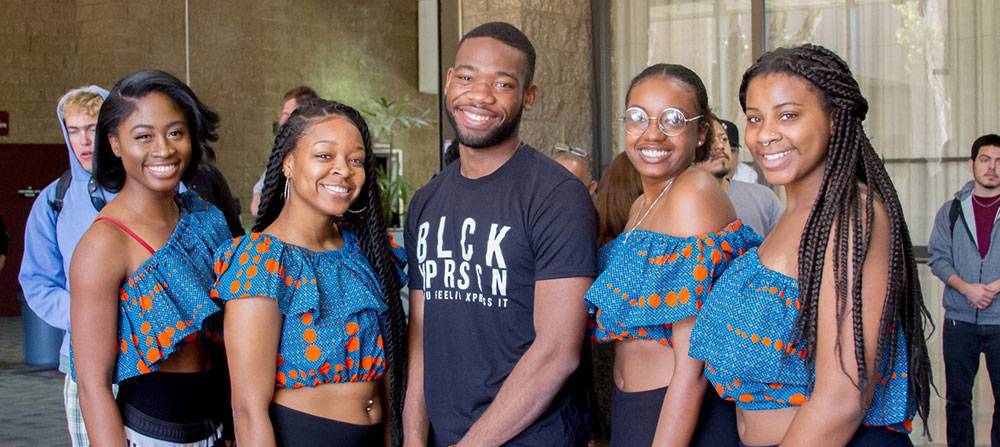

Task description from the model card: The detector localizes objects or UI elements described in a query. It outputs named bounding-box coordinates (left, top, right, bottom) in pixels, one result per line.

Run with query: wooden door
left=0, top=144, right=68, bottom=316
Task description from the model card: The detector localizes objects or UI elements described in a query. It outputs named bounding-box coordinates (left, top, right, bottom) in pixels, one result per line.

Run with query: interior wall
left=0, top=0, right=439, bottom=226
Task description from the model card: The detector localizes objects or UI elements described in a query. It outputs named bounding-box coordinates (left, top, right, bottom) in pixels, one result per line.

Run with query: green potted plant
left=363, top=97, right=434, bottom=229
left=377, top=166, right=413, bottom=229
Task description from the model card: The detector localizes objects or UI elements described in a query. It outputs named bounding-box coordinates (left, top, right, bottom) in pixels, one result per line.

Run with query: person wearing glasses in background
left=19, top=85, right=116, bottom=447
left=552, top=143, right=599, bottom=196
left=584, top=64, right=759, bottom=447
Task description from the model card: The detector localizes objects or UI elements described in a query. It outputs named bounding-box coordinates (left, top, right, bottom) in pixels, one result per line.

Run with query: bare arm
left=651, top=317, right=705, bottom=447
left=458, top=276, right=591, bottom=446
left=225, top=298, right=281, bottom=447
left=402, top=289, right=429, bottom=446
left=70, top=225, right=129, bottom=445
left=651, top=168, right=735, bottom=446
left=780, top=200, right=892, bottom=446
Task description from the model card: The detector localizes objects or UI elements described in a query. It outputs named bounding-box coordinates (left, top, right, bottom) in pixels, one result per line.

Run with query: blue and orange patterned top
left=212, top=230, right=404, bottom=389
left=585, top=221, right=760, bottom=346
left=689, top=247, right=914, bottom=432
left=70, top=192, right=231, bottom=383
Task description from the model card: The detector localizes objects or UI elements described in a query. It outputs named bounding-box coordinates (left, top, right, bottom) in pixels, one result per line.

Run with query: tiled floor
left=0, top=317, right=69, bottom=446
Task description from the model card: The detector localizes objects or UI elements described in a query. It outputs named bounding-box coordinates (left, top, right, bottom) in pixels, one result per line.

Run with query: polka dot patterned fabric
left=212, top=230, right=393, bottom=389
left=585, top=220, right=760, bottom=346
left=70, top=192, right=232, bottom=383
left=689, top=247, right=914, bottom=432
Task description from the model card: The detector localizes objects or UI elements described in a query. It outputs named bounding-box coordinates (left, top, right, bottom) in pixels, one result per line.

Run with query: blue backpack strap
left=47, top=169, right=73, bottom=218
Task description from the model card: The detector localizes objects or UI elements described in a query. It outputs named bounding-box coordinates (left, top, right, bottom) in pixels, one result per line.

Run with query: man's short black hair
left=459, top=22, right=536, bottom=86
left=972, top=134, right=1000, bottom=160
left=719, top=119, right=740, bottom=149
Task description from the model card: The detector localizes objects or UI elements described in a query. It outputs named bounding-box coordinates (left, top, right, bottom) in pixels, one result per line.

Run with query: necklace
left=625, top=178, right=674, bottom=243
left=973, top=194, right=1000, bottom=208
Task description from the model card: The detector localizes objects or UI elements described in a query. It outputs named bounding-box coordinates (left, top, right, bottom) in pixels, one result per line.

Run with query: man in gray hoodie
left=929, top=133, right=1000, bottom=447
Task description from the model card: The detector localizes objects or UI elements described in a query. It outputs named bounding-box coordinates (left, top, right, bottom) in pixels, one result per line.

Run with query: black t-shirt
left=405, top=145, right=598, bottom=446
left=0, top=215, right=7, bottom=256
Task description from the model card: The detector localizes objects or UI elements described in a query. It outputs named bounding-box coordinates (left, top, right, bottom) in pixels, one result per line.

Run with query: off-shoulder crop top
left=212, top=230, right=404, bottom=389
left=584, top=220, right=760, bottom=346
left=689, top=247, right=914, bottom=432
left=70, top=192, right=232, bottom=383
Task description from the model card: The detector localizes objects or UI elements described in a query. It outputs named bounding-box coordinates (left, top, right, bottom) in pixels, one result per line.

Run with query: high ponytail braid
left=739, top=44, right=932, bottom=433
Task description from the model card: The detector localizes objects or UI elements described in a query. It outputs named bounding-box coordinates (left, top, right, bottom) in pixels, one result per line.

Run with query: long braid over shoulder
left=738, top=44, right=932, bottom=432
left=254, top=99, right=407, bottom=446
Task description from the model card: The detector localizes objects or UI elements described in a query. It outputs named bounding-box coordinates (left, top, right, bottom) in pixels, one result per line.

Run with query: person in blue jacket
left=19, top=85, right=114, bottom=447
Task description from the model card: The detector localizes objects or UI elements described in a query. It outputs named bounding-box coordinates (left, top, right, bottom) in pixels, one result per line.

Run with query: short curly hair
left=60, top=90, right=104, bottom=118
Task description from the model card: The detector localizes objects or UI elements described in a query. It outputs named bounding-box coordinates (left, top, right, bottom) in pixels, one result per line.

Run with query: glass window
left=609, top=1, right=1000, bottom=441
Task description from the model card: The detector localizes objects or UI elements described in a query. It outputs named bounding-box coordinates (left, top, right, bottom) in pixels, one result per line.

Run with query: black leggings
left=269, top=402, right=383, bottom=447
left=738, top=425, right=913, bottom=447
left=610, top=383, right=739, bottom=447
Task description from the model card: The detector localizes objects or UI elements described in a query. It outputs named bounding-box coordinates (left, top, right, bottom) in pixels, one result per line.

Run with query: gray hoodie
left=929, top=180, right=1000, bottom=324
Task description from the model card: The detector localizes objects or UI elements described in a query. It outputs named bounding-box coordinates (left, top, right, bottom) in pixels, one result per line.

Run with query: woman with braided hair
left=214, top=99, right=407, bottom=446
left=690, top=44, right=932, bottom=446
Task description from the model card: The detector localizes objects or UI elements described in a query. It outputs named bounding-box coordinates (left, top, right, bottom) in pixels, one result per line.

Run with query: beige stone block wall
left=0, top=0, right=438, bottom=227
left=459, top=0, right=594, bottom=156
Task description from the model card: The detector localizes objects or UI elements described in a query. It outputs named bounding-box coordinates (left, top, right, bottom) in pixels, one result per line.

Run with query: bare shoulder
left=649, top=168, right=736, bottom=237
left=71, top=219, right=130, bottom=281
left=672, top=166, right=721, bottom=193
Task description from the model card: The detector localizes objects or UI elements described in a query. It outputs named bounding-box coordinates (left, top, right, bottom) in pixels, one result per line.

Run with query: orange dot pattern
left=69, top=192, right=230, bottom=384
left=689, top=247, right=914, bottom=433
left=585, top=221, right=759, bottom=345
left=212, top=229, right=396, bottom=389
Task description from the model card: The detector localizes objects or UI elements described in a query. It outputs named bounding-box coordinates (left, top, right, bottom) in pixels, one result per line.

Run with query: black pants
left=269, top=403, right=383, bottom=447
left=944, top=318, right=1000, bottom=447
left=738, top=425, right=911, bottom=447
left=610, top=383, right=738, bottom=447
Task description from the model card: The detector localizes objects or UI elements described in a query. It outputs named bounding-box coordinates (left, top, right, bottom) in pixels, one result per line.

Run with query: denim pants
left=943, top=318, right=1000, bottom=447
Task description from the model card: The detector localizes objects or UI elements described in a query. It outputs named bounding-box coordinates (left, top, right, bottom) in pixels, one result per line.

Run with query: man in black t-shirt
left=403, top=22, right=597, bottom=446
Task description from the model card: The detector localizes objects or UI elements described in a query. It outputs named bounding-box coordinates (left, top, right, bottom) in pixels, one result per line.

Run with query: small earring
left=283, top=179, right=291, bottom=199
left=347, top=204, right=368, bottom=214
left=698, top=140, right=704, bottom=145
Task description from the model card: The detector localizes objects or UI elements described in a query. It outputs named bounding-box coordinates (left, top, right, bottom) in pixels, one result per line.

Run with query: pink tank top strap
left=93, top=217, right=156, bottom=255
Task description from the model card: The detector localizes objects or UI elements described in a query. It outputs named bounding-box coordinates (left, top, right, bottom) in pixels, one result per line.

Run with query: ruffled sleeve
left=212, top=232, right=389, bottom=321
left=212, top=233, right=321, bottom=317
left=585, top=220, right=761, bottom=345
left=689, top=250, right=813, bottom=407
left=80, top=192, right=232, bottom=383
left=212, top=231, right=391, bottom=389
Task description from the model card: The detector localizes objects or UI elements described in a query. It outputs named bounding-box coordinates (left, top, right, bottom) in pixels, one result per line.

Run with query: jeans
left=943, top=318, right=1000, bottom=447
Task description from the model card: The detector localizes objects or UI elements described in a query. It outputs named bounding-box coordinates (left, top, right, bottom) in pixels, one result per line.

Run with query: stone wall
left=0, top=0, right=438, bottom=225
left=459, top=0, right=594, bottom=156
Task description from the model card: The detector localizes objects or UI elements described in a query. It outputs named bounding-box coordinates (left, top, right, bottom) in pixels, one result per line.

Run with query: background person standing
left=929, top=133, right=1000, bottom=447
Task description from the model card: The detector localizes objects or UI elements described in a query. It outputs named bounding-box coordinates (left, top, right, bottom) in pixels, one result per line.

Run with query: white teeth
left=147, top=165, right=177, bottom=173
left=321, top=184, right=348, bottom=193
left=763, top=150, right=792, bottom=161
left=641, top=149, right=669, bottom=158
left=464, top=111, right=491, bottom=122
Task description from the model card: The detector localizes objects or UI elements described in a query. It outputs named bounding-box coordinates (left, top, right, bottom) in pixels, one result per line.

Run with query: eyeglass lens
left=622, top=107, right=693, bottom=137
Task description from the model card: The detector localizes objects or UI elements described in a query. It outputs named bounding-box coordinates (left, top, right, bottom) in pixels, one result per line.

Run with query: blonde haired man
left=20, top=85, right=115, bottom=446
